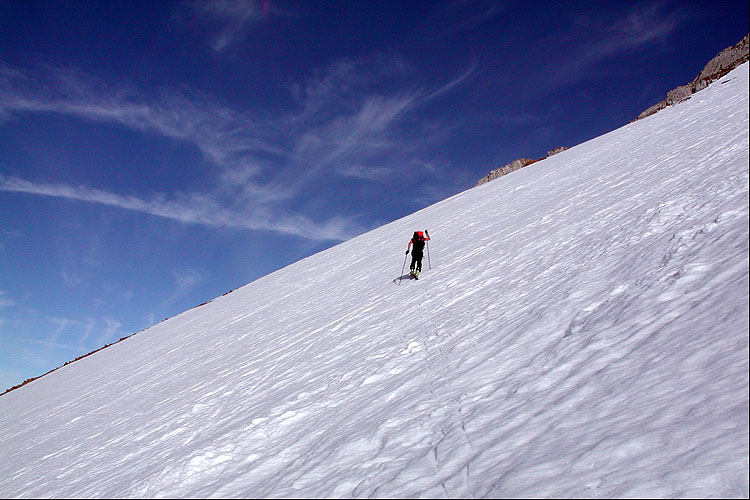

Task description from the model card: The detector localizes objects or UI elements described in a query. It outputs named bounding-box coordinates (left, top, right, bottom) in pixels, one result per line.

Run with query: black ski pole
left=399, top=251, right=409, bottom=285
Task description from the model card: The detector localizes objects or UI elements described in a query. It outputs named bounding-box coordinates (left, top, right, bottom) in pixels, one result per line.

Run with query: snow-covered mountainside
left=1, top=64, right=748, bottom=499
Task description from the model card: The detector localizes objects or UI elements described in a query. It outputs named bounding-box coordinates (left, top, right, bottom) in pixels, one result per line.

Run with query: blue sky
left=0, top=0, right=747, bottom=391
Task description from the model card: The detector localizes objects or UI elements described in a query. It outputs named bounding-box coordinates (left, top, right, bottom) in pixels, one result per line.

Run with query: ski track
left=0, top=65, right=748, bottom=499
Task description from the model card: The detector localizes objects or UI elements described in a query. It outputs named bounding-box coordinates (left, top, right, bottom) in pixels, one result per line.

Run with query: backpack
left=412, top=232, right=425, bottom=253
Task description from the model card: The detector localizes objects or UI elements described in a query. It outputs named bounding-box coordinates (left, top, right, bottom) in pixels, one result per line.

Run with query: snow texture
left=1, top=64, right=748, bottom=499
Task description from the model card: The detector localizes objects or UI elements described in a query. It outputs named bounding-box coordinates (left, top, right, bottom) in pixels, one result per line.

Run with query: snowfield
left=1, top=64, right=748, bottom=499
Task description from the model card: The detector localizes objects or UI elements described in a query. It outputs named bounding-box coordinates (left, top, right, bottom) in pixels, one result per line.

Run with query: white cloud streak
left=421, top=0, right=504, bottom=37
left=1, top=65, right=280, bottom=167
left=48, top=317, right=73, bottom=343
left=97, top=316, right=123, bottom=346
left=23, top=338, right=81, bottom=351
left=0, top=63, right=368, bottom=240
left=0, top=291, right=16, bottom=308
left=567, top=2, right=687, bottom=76
left=161, top=268, right=207, bottom=308
left=0, top=174, right=358, bottom=241
left=0, top=54, right=473, bottom=240
left=184, top=0, right=271, bottom=52
left=290, top=92, right=419, bottom=189
left=336, top=165, right=393, bottom=181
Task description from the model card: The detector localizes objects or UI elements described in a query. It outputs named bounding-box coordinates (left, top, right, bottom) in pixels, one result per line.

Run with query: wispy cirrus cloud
left=0, top=63, right=360, bottom=240
left=561, top=2, right=687, bottom=79
left=80, top=318, right=96, bottom=344
left=23, top=338, right=81, bottom=351
left=0, top=174, right=360, bottom=240
left=183, top=0, right=274, bottom=52
left=419, top=0, right=504, bottom=38
left=291, top=92, right=420, bottom=188
left=98, top=316, right=123, bottom=346
left=2, top=59, right=398, bottom=168
left=289, top=55, right=414, bottom=124
left=287, top=56, right=476, bottom=191
left=161, top=268, right=207, bottom=308
left=0, top=291, right=16, bottom=308
left=336, top=165, right=393, bottom=181
left=48, top=317, right=74, bottom=343
left=0, top=53, right=473, bottom=240
left=15, top=315, right=100, bottom=351
left=0, top=64, right=279, bottom=167
left=41, top=315, right=123, bottom=349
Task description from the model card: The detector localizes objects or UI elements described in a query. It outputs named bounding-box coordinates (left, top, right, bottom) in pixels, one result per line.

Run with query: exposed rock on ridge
left=475, top=146, right=569, bottom=186
left=476, top=158, right=536, bottom=186
left=637, top=34, right=749, bottom=120
left=547, top=146, right=569, bottom=157
left=476, top=35, right=748, bottom=187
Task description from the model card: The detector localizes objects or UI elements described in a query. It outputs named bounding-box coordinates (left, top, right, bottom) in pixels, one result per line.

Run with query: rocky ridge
left=637, top=34, right=749, bottom=120
left=475, top=147, right=568, bottom=186
left=476, top=34, right=748, bottom=187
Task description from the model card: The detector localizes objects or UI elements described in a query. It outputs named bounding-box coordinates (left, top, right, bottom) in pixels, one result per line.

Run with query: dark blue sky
left=0, top=0, right=747, bottom=391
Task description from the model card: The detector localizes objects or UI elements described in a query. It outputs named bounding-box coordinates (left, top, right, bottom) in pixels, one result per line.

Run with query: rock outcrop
left=476, top=34, right=748, bottom=187
left=476, top=146, right=568, bottom=186
left=476, top=158, right=536, bottom=186
left=637, top=34, right=748, bottom=120
left=475, top=146, right=571, bottom=186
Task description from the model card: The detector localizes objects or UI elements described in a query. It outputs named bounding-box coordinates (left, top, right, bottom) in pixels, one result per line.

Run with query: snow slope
left=0, top=64, right=748, bottom=499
